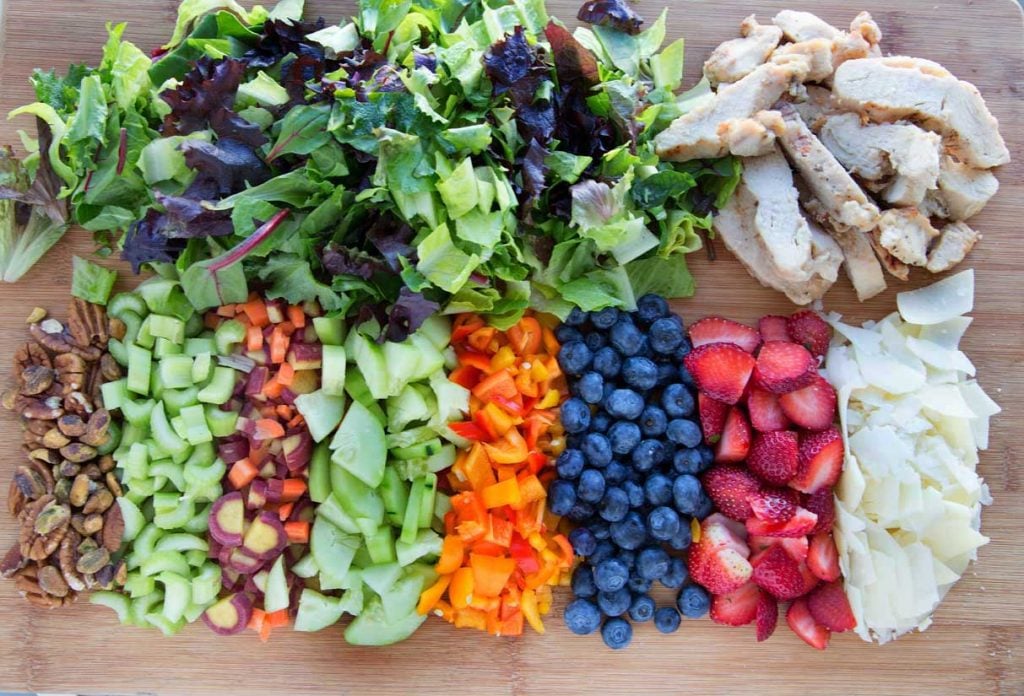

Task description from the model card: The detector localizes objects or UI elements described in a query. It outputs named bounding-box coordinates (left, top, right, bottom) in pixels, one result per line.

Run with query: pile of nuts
left=1, top=299, right=126, bottom=608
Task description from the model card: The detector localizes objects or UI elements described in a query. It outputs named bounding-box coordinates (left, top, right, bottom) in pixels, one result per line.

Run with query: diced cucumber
left=344, top=370, right=387, bottom=425
left=159, top=355, right=194, bottom=389
left=408, top=334, right=445, bottom=382
left=429, top=370, right=470, bottom=430
left=318, top=572, right=347, bottom=592
left=205, top=405, right=239, bottom=438
left=313, top=315, right=346, bottom=346
left=416, top=314, right=451, bottom=351
left=418, top=473, right=437, bottom=528
left=321, top=345, right=346, bottom=396
left=315, top=494, right=361, bottom=535
left=386, top=384, right=431, bottom=433
left=191, top=352, right=212, bottom=382
left=291, top=554, right=319, bottom=579
left=395, top=529, right=443, bottom=567
left=330, top=400, right=386, bottom=488
left=382, top=339, right=423, bottom=397
left=308, top=443, right=331, bottom=504
left=380, top=570, right=426, bottom=624
left=126, top=344, right=153, bottom=396
left=154, top=337, right=183, bottom=359
left=344, top=596, right=426, bottom=646
left=264, top=555, right=290, bottom=613
left=158, top=571, right=192, bottom=623
left=91, top=591, right=132, bottom=623
left=365, top=526, right=396, bottom=565
left=361, top=562, right=402, bottom=596
left=391, top=437, right=443, bottom=461
left=345, top=331, right=389, bottom=400
left=117, top=497, right=146, bottom=543
left=385, top=426, right=436, bottom=450
left=184, top=337, right=216, bottom=357
left=401, top=477, right=426, bottom=544
left=330, top=465, right=384, bottom=530
left=337, top=579, right=364, bottom=617
left=379, top=466, right=409, bottom=527
left=294, top=589, right=344, bottom=632
left=214, top=319, right=246, bottom=355
left=197, top=367, right=237, bottom=405
left=311, top=516, right=361, bottom=581
left=100, top=379, right=129, bottom=411
left=294, top=390, right=346, bottom=443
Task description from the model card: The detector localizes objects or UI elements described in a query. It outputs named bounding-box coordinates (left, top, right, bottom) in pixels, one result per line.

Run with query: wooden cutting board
left=0, top=0, right=1021, bottom=693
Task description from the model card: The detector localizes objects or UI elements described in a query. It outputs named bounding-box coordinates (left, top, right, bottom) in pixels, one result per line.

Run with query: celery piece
left=312, top=315, right=346, bottom=345
left=205, top=405, right=238, bottom=438
left=159, top=572, right=193, bottom=624
left=137, top=278, right=193, bottom=321
left=150, top=401, right=188, bottom=460
left=214, top=319, right=246, bottom=355
left=131, top=590, right=164, bottom=627
left=129, top=524, right=165, bottom=565
left=149, top=314, right=186, bottom=345
left=197, top=367, right=237, bottom=405
left=90, top=591, right=132, bottom=624
left=185, top=550, right=207, bottom=568
left=117, top=497, right=146, bottom=544
left=155, top=533, right=209, bottom=553
left=321, top=345, right=347, bottom=396
left=144, top=612, right=186, bottom=636
left=179, top=404, right=213, bottom=445
left=136, top=316, right=155, bottom=349
left=184, top=337, right=216, bottom=357
left=158, top=355, right=194, bottom=390
left=140, top=550, right=191, bottom=580
left=124, top=573, right=156, bottom=599
left=118, top=311, right=144, bottom=347
left=170, top=415, right=189, bottom=442
left=153, top=337, right=183, bottom=359
left=149, top=364, right=165, bottom=401
left=108, top=292, right=147, bottom=321
left=107, top=338, right=129, bottom=368
left=122, top=442, right=149, bottom=480
left=150, top=460, right=186, bottom=492
left=152, top=491, right=181, bottom=513
left=100, top=379, right=129, bottom=411
left=191, top=563, right=222, bottom=607
left=124, top=478, right=156, bottom=506
left=162, top=387, right=201, bottom=417
left=126, top=344, right=153, bottom=396
left=185, top=312, right=204, bottom=339
left=181, top=442, right=218, bottom=485
left=154, top=498, right=196, bottom=530
left=183, top=506, right=212, bottom=534
left=192, top=352, right=212, bottom=382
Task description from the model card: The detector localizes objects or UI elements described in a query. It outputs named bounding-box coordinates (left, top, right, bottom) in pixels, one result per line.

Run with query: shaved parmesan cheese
left=826, top=271, right=996, bottom=644
left=896, top=269, right=974, bottom=325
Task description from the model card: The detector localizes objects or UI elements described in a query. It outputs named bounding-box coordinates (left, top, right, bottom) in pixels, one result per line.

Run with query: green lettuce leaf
left=416, top=223, right=478, bottom=293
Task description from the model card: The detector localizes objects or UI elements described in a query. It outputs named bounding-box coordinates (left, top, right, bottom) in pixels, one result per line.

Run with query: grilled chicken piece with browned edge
left=926, top=221, right=981, bottom=273
left=876, top=208, right=941, bottom=267
left=925, top=156, right=1001, bottom=221
left=832, top=56, right=1010, bottom=169
left=703, top=15, right=783, bottom=86
left=789, top=85, right=838, bottom=131
left=802, top=196, right=887, bottom=301
left=655, top=61, right=808, bottom=161
left=772, top=38, right=835, bottom=82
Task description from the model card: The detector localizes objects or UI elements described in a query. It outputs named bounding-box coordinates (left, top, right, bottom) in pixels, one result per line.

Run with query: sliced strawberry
left=698, top=393, right=730, bottom=445
left=701, top=513, right=751, bottom=555
left=684, top=343, right=756, bottom=405
left=791, top=427, right=843, bottom=493
left=746, top=386, right=791, bottom=432
left=702, top=465, right=760, bottom=521
left=690, top=516, right=753, bottom=595
left=747, top=430, right=798, bottom=485
left=749, top=535, right=809, bottom=564
left=796, top=560, right=821, bottom=596
left=778, top=375, right=837, bottom=431
left=756, top=590, right=779, bottom=641
left=807, top=532, right=841, bottom=582
left=803, top=488, right=836, bottom=534
left=709, top=581, right=760, bottom=626
left=714, top=407, right=752, bottom=464
left=787, top=597, right=831, bottom=650
left=750, top=487, right=799, bottom=523
left=689, top=316, right=762, bottom=354
left=787, top=311, right=831, bottom=358
left=807, top=580, right=856, bottom=632
left=751, top=545, right=806, bottom=599
left=746, top=506, right=818, bottom=538
left=758, top=315, right=792, bottom=343
left=753, top=341, right=816, bottom=394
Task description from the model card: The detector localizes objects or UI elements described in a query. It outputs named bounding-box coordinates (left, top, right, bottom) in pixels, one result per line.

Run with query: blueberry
left=644, top=473, right=674, bottom=506
left=601, top=616, right=633, bottom=650
left=654, top=607, right=681, bottom=634
left=591, top=307, right=620, bottom=330
left=648, top=506, right=682, bottom=542
left=639, top=405, right=668, bottom=437
left=586, top=330, right=609, bottom=351
left=605, top=389, right=645, bottom=420
left=597, top=587, right=632, bottom=617
left=592, top=347, right=622, bottom=379
left=558, top=340, right=593, bottom=377
left=599, top=487, right=630, bottom=522
left=608, top=421, right=641, bottom=455
left=627, top=575, right=653, bottom=594
left=629, top=594, right=656, bottom=622
left=610, top=319, right=645, bottom=357
left=581, top=433, right=613, bottom=468
left=636, top=294, right=670, bottom=325
left=577, top=371, right=605, bottom=405
left=656, top=362, right=678, bottom=386
left=610, top=512, right=647, bottom=550
left=564, top=307, right=590, bottom=327
left=569, top=527, right=598, bottom=557
left=677, top=585, right=710, bottom=618
left=622, top=480, right=645, bottom=509
left=548, top=480, right=576, bottom=515
left=556, top=449, right=586, bottom=480
left=649, top=317, right=685, bottom=354
left=602, top=383, right=616, bottom=401
left=617, top=550, right=636, bottom=569
left=672, top=475, right=704, bottom=515
left=555, top=325, right=584, bottom=344
left=672, top=448, right=704, bottom=475
left=673, top=338, right=693, bottom=362
left=636, top=546, right=671, bottom=581
left=571, top=564, right=597, bottom=597
left=662, top=383, right=695, bottom=418
left=603, top=460, right=628, bottom=485
left=660, top=557, right=689, bottom=589
left=564, top=598, right=602, bottom=634
left=678, top=362, right=696, bottom=387
left=567, top=501, right=596, bottom=522
left=667, top=520, right=693, bottom=551
left=622, top=357, right=658, bottom=391
left=667, top=419, right=703, bottom=448
left=566, top=434, right=583, bottom=449
left=590, top=411, right=611, bottom=433
left=697, top=444, right=714, bottom=468
left=631, top=439, right=667, bottom=472
left=594, top=558, right=629, bottom=593
left=591, top=521, right=611, bottom=539
left=693, top=492, right=714, bottom=519
left=577, top=469, right=607, bottom=504
left=560, top=397, right=592, bottom=434
left=589, top=540, right=617, bottom=566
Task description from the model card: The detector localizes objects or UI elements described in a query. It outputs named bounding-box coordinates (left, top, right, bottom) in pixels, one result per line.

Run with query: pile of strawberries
left=681, top=311, right=855, bottom=649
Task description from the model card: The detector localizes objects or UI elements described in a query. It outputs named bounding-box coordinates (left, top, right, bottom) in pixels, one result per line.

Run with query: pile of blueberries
left=549, top=295, right=714, bottom=649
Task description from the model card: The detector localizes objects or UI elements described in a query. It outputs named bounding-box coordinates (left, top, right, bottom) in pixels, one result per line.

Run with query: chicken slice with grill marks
left=802, top=195, right=887, bottom=301
left=772, top=38, right=835, bottom=83
left=877, top=208, right=941, bottom=268
left=703, top=15, right=784, bottom=87
left=926, top=221, right=981, bottom=273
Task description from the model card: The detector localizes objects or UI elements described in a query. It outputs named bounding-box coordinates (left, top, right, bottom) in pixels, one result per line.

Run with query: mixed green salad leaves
left=4, top=0, right=740, bottom=336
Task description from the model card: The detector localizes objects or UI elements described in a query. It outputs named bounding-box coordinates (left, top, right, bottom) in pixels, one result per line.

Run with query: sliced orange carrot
left=276, top=362, right=295, bottom=386
left=254, top=418, right=285, bottom=441
left=242, top=298, right=270, bottom=328
left=246, top=324, right=264, bottom=351
left=266, top=609, right=289, bottom=628
left=287, top=305, right=306, bottom=328
left=277, top=501, right=295, bottom=522
left=247, top=607, right=266, bottom=632
left=280, top=479, right=307, bottom=503
left=228, top=458, right=258, bottom=489
left=284, top=520, right=310, bottom=543
left=269, top=326, right=290, bottom=364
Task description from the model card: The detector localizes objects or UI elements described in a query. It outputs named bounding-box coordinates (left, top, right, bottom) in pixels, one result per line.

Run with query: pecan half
left=13, top=465, right=48, bottom=500
left=20, top=495, right=70, bottom=561
left=14, top=342, right=51, bottom=372
left=29, top=322, right=76, bottom=354
left=59, top=530, right=85, bottom=592
left=20, top=396, right=63, bottom=420
left=102, top=502, right=124, bottom=553
left=20, top=365, right=54, bottom=396
left=1, top=544, right=25, bottom=578
left=68, top=298, right=108, bottom=348
left=53, top=353, right=86, bottom=394
left=8, top=478, right=26, bottom=517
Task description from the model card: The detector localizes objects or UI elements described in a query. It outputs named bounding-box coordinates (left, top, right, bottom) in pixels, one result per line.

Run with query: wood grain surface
left=0, top=1, right=1022, bottom=694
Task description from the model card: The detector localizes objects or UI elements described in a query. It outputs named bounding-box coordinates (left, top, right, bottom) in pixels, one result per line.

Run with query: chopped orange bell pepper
left=507, top=316, right=543, bottom=356
left=472, top=369, right=518, bottom=403
left=483, top=428, right=528, bottom=465
left=449, top=567, right=474, bottom=610
left=436, top=536, right=465, bottom=575
left=417, top=574, right=452, bottom=615
left=481, top=477, right=521, bottom=509
left=469, top=553, right=516, bottom=597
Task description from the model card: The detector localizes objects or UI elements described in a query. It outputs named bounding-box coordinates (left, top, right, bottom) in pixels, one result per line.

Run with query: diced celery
left=154, top=498, right=196, bottom=530
left=137, top=278, right=193, bottom=321
left=185, top=312, right=204, bottom=338
left=159, top=355, right=194, bottom=390
left=182, top=443, right=220, bottom=487
left=313, top=315, right=346, bottom=345
left=185, top=549, right=208, bottom=567
left=150, top=461, right=186, bottom=492
left=118, top=311, right=144, bottom=346
left=144, top=612, right=185, bottom=636
left=150, top=314, right=186, bottom=345
left=184, top=337, right=216, bottom=357
left=107, top=338, right=129, bottom=368
left=158, top=572, right=192, bottom=623
left=321, top=345, right=346, bottom=396
left=162, top=387, right=201, bottom=417
left=122, top=442, right=150, bottom=480
left=124, top=573, right=156, bottom=598
left=126, top=344, right=153, bottom=396
left=183, top=602, right=207, bottom=624
left=205, top=405, right=238, bottom=437
left=170, top=416, right=189, bottom=443
left=197, top=367, right=237, bottom=405
left=183, top=505, right=212, bottom=533
left=214, top=319, right=246, bottom=355
left=153, top=491, right=181, bottom=512
left=155, top=533, right=208, bottom=553
left=90, top=591, right=132, bottom=624
left=124, top=478, right=156, bottom=506
left=192, top=352, right=212, bottom=382
left=100, top=379, right=129, bottom=411
left=140, top=550, right=190, bottom=577
left=153, top=337, right=183, bottom=359
left=136, top=316, right=155, bottom=349
left=308, top=442, right=331, bottom=504
left=108, top=292, right=147, bottom=321
left=117, top=497, right=146, bottom=543
left=179, top=404, right=213, bottom=445
left=149, top=363, right=165, bottom=400
left=191, top=563, right=222, bottom=606
left=121, top=398, right=155, bottom=427
left=151, top=401, right=188, bottom=458
left=130, top=590, right=164, bottom=627
left=128, top=524, right=164, bottom=567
